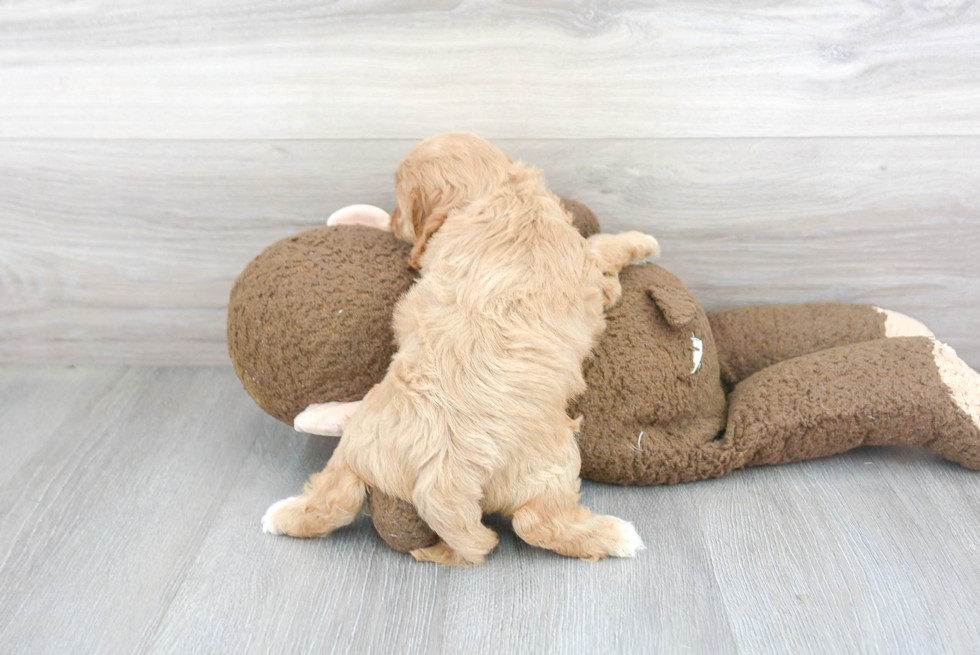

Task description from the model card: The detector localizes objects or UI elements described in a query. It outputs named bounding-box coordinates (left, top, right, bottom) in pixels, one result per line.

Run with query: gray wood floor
left=3, top=364, right=980, bottom=654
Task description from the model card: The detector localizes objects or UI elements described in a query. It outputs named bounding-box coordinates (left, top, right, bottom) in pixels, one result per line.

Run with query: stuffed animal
left=229, top=200, right=980, bottom=554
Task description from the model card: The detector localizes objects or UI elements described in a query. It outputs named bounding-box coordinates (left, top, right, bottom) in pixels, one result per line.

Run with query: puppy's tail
left=297, top=449, right=367, bottom=537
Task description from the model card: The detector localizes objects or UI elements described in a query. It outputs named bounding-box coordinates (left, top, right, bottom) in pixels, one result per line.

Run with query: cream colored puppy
left=264, top=134, right=659, bottom=566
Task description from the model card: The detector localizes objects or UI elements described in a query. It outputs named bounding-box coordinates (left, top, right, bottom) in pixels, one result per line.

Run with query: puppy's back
left=390, top=172, right=603, bottom=419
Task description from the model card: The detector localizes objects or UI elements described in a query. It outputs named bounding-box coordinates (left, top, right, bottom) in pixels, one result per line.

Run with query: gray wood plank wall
left=1, top=2, right=978, bottom=365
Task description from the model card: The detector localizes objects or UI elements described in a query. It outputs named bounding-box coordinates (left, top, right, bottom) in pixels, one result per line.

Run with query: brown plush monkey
left=229, top=200, right=980, bottom=553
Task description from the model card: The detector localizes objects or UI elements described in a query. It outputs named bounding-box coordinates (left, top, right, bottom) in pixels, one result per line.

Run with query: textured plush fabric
left=570, top=264, right=729, bottom=485
left=730, top=336, right=980, bottom=471
left=561, top=198, right=600, bottom=239
left=366, top=490, right=439, bottom=553
left=227, top=224, right=416, bottom=424
left=228, top=200, right=980, bottom=554
left=708, top=303, right=887, bottom=386
left=369, top=336, right=980, bottom=549
left=228, top=198, right=599, bottom=424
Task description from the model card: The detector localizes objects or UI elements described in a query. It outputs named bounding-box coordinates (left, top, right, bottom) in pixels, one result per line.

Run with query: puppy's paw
left=262, top=496, right=299, bottom=535
left=607, top=519, right=646, bottom=558
left=411, top=541, right=485, bottom=567
left=625, top=232, right=661, bottom=263
left=294, top=401, right=362, bottom=436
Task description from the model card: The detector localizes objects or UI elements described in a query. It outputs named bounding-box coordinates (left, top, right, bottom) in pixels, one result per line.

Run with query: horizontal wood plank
left=1, top=137, right=977, bottom=366
left=1, top=1, right=978, bottom=139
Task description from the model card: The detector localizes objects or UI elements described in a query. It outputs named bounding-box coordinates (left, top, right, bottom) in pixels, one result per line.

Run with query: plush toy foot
left=875, top=307, right=934, bottom=338
left=726, top=336, right=980, bottom=471
left=293, top=401, right=362, bottom=436
left=326, top=204, right=391, bottom=230
left=929, top=340, right=980, bottom=468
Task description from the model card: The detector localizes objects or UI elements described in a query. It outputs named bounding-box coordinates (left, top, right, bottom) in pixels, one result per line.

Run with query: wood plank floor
left=2, top=364, right=979, bottom=654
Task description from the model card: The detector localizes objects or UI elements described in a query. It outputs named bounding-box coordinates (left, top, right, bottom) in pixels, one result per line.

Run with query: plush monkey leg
left=724, top=337, right=980, bottom=470
left=367, top=489, right=439, bottom=553
left=708, top=303, right=933, bottom=386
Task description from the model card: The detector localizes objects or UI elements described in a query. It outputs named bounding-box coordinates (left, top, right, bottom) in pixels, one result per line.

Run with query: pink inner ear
left=326, top=204, right=392, bottom=231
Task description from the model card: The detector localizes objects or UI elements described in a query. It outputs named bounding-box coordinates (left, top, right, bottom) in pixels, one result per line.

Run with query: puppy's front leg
left=588, top=232, right=660, bottom=309
left=588, top=231, right=660, bottom=274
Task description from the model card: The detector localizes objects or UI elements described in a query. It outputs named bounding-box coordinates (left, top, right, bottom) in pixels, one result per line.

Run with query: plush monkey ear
left=647, top=282, right=699, bottom=329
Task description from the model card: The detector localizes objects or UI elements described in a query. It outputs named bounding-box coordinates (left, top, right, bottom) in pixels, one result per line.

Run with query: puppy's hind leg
left=409, top=459, right=499, bottom=567
left=511, top=483, right=644, bottom=562
left=262, top=447, right=366, bottom=538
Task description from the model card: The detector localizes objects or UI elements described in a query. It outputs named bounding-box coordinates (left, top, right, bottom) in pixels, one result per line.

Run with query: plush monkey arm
left=294, top=400, right=364, bottom=436
left=707, top=303, right=934, bottom=387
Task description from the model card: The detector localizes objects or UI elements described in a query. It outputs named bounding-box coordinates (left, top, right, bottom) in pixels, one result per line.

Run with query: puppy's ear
left=408, top=188, right=448, bottom=269
left=408, top=186, right=429, bottom=242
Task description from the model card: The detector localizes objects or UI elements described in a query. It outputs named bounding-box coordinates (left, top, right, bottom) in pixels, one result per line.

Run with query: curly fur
left=264, top=133, right=658, bottom=565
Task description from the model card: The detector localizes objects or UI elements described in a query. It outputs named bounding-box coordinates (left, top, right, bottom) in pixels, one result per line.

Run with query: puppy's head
left=391, top=133, right=512, bottom=268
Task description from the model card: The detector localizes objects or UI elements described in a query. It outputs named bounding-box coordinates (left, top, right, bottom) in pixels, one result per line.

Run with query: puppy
left=389, top=132, right=515, bottom=268
left=264, top=134, right=660, bottom=566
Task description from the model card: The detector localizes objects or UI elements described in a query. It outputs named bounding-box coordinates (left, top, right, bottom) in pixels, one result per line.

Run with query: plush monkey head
left=227, top=199, right=600, bottom=424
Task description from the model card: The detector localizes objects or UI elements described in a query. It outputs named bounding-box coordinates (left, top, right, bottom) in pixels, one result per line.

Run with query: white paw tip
left=261, top=496, right=296, bottom=535
left=647, top=235, right=661, bottom=258
left=612, top=520, right=646, bottom=558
